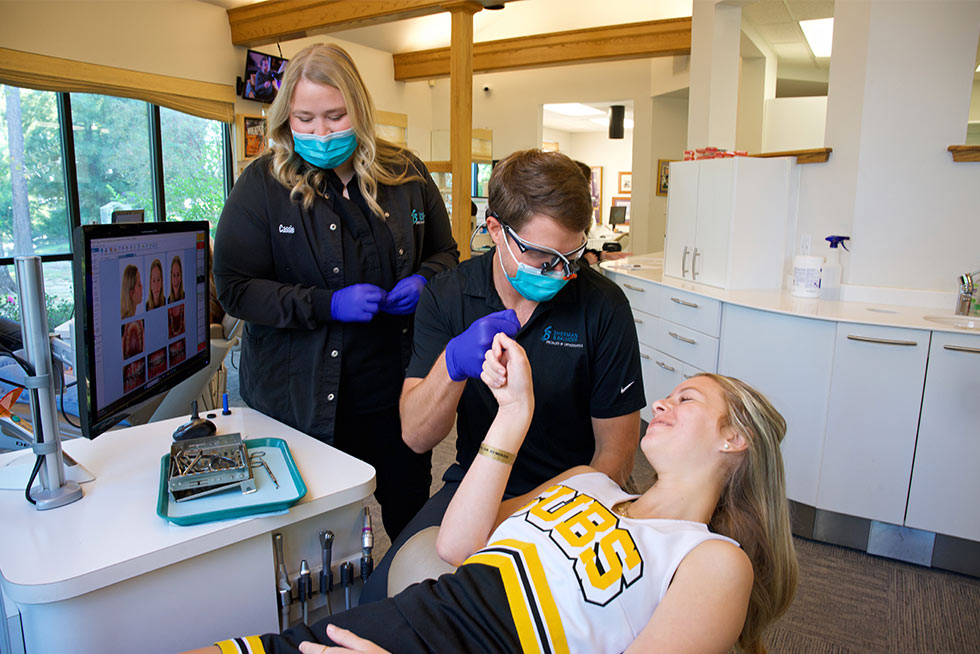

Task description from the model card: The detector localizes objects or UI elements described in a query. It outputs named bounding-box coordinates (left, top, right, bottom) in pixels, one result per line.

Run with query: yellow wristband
left=478, top=442, right=516, bottom=465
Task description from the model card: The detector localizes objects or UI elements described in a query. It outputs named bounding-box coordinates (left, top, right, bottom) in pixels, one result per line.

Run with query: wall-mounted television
left=241, top=49, right=288, bottom=104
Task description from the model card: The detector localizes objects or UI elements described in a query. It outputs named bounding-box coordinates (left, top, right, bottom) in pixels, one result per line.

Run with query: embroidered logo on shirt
left=411, top=209, right=425, bottom=224
left=541, top=324, right=583, bottom=349
left=620, top=381, right=635, bottom=394
left=278, top=224, right=295, bottom=234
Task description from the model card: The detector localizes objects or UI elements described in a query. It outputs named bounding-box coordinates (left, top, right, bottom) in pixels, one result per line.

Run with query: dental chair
left=387, top=526, right=458, bottom=596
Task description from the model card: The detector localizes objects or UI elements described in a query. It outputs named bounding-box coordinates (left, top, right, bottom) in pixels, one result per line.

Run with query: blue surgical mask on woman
left=292, top=128, right=358, bottom=169
left=498, top=237, right=569, bottom=302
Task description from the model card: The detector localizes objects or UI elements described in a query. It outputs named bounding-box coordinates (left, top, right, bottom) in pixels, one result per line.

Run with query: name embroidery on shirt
left=541, top=324, right=583, bottom=349
left=278, top=224, right=295, bottom=234
left=411, top=209, right=425, bottom=224
left=516, top=484, right=643, bottom=606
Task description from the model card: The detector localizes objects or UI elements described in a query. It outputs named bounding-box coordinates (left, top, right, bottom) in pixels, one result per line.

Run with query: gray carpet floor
left=226, top=366, right=980, bottom=653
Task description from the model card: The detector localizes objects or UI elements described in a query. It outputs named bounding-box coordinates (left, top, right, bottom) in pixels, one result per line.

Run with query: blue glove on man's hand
left=331, top=284, right=387, bottom=322
left=380, top=274, right=427, bottom=315
left=445, top=309, right=521, bottom=382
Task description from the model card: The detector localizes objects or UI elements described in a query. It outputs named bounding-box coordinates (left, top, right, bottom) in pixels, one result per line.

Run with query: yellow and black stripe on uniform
left=215, top=635, right=266, bottom=654
left=463, top=538, right=570, bottom=654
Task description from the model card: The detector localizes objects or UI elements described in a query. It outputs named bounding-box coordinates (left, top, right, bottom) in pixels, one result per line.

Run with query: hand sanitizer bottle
left=820, top=236, right=849, bottom=300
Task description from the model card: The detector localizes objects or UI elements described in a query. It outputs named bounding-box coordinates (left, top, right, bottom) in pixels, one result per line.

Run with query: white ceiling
left=201, top=0, right=838, bottom=131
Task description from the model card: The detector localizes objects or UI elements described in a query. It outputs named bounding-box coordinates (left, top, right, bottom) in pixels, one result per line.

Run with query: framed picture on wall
left=589, top=166, right=602, bottom=224
left=238, top=113, right=267, bottom=160
left=618, top=171, right=632, bottom=194
left=656, top=159, right=676, bottom=197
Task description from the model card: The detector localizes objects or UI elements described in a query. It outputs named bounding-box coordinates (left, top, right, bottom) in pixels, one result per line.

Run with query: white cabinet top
left=601, top=255, right=976, bottom=335
left=0, top=408, right=376, bottom=604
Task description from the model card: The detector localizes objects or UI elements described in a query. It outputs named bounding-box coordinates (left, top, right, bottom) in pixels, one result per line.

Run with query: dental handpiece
left=360, top=507, right=374, bottom=582
left=340, top=561, right=354, bottom=611
left=298, top=560, right=311, bottom=624
left=273, top=533, right=292, bottom=630
left=319, top=530, right=334, bottom=614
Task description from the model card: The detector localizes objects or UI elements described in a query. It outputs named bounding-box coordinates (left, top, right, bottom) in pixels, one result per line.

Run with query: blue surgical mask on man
left=292, top=128, right=358, bottom=170
left=498, top=236, right=570, bottom=302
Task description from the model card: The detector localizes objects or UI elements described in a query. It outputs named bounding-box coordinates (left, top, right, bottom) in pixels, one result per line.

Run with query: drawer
left=639, top=344, right=683, bottom=422
left=606, top=271, right=660, bottom=314
left=631, top=306, right=657, bottom=348
left=655, top=317, right=719, bottom=372
left=659, top=288, right=721, bottom=337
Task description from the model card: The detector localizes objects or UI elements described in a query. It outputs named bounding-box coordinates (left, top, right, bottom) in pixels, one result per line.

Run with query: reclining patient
left=186, top=333, right=797, bottom=654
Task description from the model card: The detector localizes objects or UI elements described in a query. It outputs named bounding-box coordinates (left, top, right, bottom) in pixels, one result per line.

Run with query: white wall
left=425, top=57, right=663, bottom=248
left=762, top=97, right=827, bottom=152
left=795, top=0, right=980, bottom=294
left=562, top=131, right=634, bottom=226
left=0, top=1, right=435, bottom=159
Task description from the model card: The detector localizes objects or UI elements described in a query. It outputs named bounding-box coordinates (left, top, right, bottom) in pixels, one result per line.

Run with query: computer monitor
left=111, top=209, right=145, bottom=224
left=71, top=221, right=211, bottom=438
left=609, top=205, right=628, bottom=226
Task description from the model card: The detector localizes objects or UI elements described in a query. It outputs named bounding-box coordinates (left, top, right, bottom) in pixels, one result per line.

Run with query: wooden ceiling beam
left=393, top=17, right=692, bottom=81
left=227, top=0, right=519, bottom=48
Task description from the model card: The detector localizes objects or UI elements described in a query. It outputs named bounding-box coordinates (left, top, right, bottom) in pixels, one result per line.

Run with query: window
left=0, top=83, right=229, bottom=327
left=161, top=107, right=226, bottom=236
left=72, top=93, right=154, bottom=225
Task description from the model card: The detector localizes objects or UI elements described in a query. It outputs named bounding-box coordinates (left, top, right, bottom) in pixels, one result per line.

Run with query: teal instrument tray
left=157, top=437, right=307, bottom=526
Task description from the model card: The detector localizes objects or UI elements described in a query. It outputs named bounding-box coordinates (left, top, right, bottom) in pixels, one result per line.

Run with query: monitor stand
left=0, top=451, right=95, bottom=490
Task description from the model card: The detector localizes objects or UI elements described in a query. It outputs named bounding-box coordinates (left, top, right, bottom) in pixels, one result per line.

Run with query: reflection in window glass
left=0, top=84, right=69, bottom=258
left=72, top=94, right=153, bottom=225
left=0, top=261, right=75, bottom=329
left=161, top=108, right=226, bottom=236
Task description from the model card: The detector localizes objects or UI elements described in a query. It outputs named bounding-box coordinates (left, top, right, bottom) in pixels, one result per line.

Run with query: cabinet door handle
left=640, top=353, right=652, bottom=360
left=681, top=246, right=690, bottom=276
left=656, top=360, right=677, bottom=372
left=668, top=331, right=697, bottom=345
left=692, top=248, right=701, bottom=279
left=846, top=335, right=918, bottom=347
left=670, top=296, right=699, bottom=308
left=623, top=283, right=646, bottom=292
left=944, top=344, right=980, bottom=354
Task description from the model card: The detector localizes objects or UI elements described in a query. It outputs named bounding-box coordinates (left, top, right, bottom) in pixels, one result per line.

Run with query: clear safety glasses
left=489, top=211, right=587, bottom=279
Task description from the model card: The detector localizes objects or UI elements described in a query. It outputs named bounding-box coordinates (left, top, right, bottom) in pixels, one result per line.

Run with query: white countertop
left=0, top=408, right=375, bottom=604
left=600, top=255, right=979, bottom=335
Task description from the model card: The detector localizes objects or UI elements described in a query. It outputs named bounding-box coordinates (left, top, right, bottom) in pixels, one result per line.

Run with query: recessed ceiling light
left=800, top=18, right=834, bottom=58
left=544, top=103, right=605, bottom=117
left=589, top=117, right=634, bottom=129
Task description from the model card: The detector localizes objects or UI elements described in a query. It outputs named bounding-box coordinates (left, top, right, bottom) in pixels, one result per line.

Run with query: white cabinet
left=664, top=157, right=794, bottom=290
left=718, top=304, right=836, bottom=506
left=817, top=324, right=930, bottom=525
left=904, top=331, right=980, bottom=541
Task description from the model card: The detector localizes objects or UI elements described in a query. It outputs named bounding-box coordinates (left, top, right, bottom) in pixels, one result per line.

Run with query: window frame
left=0, top=89, right=229, bottom=267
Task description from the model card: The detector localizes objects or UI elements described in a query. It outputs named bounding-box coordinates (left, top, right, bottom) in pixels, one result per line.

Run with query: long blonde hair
left=120, top=264, right=140, bottom=319
left=145, top=258, right=165, bottom=310
left=698, top=373, right=798, bottom=654
left=264, top=43, right=422, bottom=216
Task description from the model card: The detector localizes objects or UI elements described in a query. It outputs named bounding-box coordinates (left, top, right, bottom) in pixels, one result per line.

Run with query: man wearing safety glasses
left=359, top=149, right=645, bottom=603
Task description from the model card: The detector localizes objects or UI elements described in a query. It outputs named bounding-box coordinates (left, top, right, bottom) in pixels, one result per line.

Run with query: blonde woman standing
left=213, top=43, right=458, bottom=540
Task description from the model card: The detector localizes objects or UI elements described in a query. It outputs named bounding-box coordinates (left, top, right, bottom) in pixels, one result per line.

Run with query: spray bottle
left=820, top=236, right=850, bottom=300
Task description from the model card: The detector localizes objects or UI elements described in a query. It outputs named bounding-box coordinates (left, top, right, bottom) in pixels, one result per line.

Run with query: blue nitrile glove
left=444, top=309, right=521, bottom=382
left=330, top=284, right=387, bottom=322
left=380, top=274, right=427, bottom=315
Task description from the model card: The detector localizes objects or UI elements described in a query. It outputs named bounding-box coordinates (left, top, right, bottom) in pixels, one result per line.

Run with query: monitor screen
left=111, top=209, right=144, bottom=224
left=609, top=205, right=628, bottom=225
left=72, top=221, right=211, bottom=438
left=242, top=49, right=288, bottom=104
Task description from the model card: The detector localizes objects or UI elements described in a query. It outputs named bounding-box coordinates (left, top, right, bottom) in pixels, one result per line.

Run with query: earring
left=723, top=443, right=730, bottom=450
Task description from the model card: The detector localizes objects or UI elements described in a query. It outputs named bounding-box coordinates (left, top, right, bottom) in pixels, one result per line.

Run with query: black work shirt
left=321, top=170, right=402, bottom=411
left=407, top=249, right=645, bottom=495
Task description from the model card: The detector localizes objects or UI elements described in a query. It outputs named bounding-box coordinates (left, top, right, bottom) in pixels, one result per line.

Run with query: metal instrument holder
left=13, top=256, right=83, bottom=509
